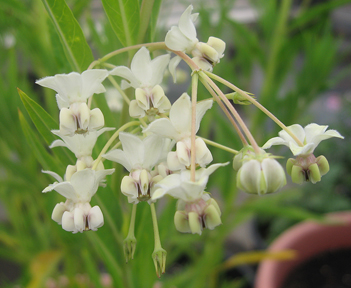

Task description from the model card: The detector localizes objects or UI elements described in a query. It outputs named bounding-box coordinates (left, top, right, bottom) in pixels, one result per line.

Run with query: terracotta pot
left=254, top=211, right=351, bottom=288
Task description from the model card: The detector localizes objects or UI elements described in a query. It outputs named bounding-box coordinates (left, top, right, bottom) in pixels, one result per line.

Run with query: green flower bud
left=226, top=91, right=255, bottom=105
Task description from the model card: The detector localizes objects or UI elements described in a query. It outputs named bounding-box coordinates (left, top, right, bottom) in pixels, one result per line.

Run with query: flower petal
left=42, top=170, right=63, bottom=183
left=103, top=149, right=131, bottom=171
left=143, top=135, right=165, bottom=170
left=110, top=66, right=140, bottom=89
left=195, top=99, right=213, bottom=133
left=149, top=54, right=170, bottom=87
left=143, top=118, right=180, bottom=139
left=170, top=93, right=191, bottom=136
left=70, top=169, right=98, bottom=202
left=81, top=69, right=108, bottom=100
left=119, top=132, right=145, bottom=169
left=278, top=124, right=305, bottom=144
left=130, top=47, right=153, bottom=86
left=165, top=26, right=194, bottom=52
left=169, top=56, right=182, bottom=83
left=88, top=206, right=104, bottom=231
left=178, top=5, right=197, bottom=42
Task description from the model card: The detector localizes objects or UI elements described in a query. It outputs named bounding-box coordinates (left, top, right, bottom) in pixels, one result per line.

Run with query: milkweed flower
left=263, top=123, right=344, bottom=184
left=143, top=93, right=213, bottom=170
left=110, top=47, right=171, bottom=119
left=42, top=168, right=114, bottom=233
left=36, top=70, right=109, bottom=136
left=103, top=132, right=165, bottom=203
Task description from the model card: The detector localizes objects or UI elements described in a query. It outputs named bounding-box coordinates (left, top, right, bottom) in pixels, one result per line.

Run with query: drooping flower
left=43, top=168, right=114, bottom=233
left=103, top=132, right=165, bottom=203
left=110, top=47, right=171, bottom=119
left=143, top=93, right=213, bottom=170
left=262, top=123, right=344, bottom=156
left=36, top=70, right=109, bottom=136
left=236, top=155, right=286, bottom=195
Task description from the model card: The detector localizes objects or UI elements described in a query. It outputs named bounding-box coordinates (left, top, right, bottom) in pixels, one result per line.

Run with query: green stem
left=200, top=71, right=261, bottom=154
left=199, top=78, right=248, bottom=146
left=204, top=71, right=304, bottom=147
left=107, top=75, right=131, bottom=105
left=92, top=121, right=141, bottom=170
left=138, top=0, right=155, bottom=43
left=150, top=203, right=161, bottom=249
left=190, top=73, right=198, bottom=182
left=127, top=204, right=137, bottom=239
left=199, top=136, right=238, bottom=154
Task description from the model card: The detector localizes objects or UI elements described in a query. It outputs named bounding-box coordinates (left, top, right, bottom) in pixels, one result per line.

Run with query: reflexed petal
left=42, top=170, right=63, bottom=183
left=304, top=123, right=328, bottom=143
left=143, top=135, right=165, bottom=170
left=169, top=56, right=182, bottom=83
left=198, top=162, right=229, bottom=178
left=110, top=66, right=140, bottom=89
left=81, top=69, right=108, bottom=100
left=70, top=169, right=98, bottom=201
left=149, top=54, right=171, bottom=87
left=170, top=93, right=192, bottom=135
left=165, top=26, right=194, bottom=52
left=167, top=152, right=184, bottom=171
left=131, top=47, right=152, bottom=85
left=103, top=149, right=131, bottom=171
left=119, top=132, right=144, bottom=169
left=289, top=142, right=314, bottom=156
left=195, top=99, right=213, bottom=133
left=143, top=118, right=179, bottom=139
left=43, top=181, right=77, bottom=200
left=56, top=94, right=69, bottom=109
left=262, top=137, right=289, bottom=149
left=278, top=124, right=305, bottom=144
left=88, top=206, right=104, bottom=231
left=178, top=5, right=197, bottom=41
left=95, top=169, right=115, bottom=184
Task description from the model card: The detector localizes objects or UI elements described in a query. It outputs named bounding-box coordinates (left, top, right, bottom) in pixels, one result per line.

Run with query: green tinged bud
left=226, top=92, right=255, bottom=105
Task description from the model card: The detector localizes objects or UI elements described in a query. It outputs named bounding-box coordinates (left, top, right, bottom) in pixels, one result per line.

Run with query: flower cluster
left=34, top=4, right=344, bottom=277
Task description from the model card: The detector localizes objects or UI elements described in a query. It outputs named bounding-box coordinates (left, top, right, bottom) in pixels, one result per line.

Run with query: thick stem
left=204, top=71, right=304, bottom=147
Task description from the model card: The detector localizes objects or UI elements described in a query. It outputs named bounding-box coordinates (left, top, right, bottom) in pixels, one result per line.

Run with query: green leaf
left=101, top=0, right=140, bottom=47
left=18, top=109, right=64, bottom=172
left=138, top=0, right=162, bottom=42
left=41, top=0, right=94, bottom=72
left=18, top=88, right=74, bottom=164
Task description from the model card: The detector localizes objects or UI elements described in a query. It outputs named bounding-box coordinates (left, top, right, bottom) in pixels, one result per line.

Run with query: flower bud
left=237, top=157, right=286, bottom=195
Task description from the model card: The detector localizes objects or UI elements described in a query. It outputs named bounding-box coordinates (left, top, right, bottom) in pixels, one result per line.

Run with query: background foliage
left=0, top=0, right=350, bottom=287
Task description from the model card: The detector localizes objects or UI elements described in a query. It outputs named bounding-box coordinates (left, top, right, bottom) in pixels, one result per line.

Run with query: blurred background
left=1, top=0, right=351, bottom=287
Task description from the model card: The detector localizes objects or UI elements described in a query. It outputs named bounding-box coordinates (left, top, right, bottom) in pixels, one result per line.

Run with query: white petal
left=289, top=142, right=314, bottom=156
left=70, top=169, right=98, bottom=202
left=170, top=93, right=191, bottom=135
left=103, top=149, right=132, bottom=171
left=143, top=135, right=165, bottom=170
left=262, top=136, right=289, bottom=149
left=95, top=169, right=115, bottom=184
left=88, top=206, right=104, bottom=231
left=237, top=160, right=262, bottom=194
left=56, top=94, right=69, bottom=109
left=304, top=123, right=328, bottom=143
left=59, top=108, right=76, bottom=136
left=62, top=211, right=77, bottom=233
left=165, top=26, right=195, bottom=52
left=119, top=132, right=145, bottom=169
left=261, top=158, right=286, bottom=193
left=278, top=124, right=305, bottom=144
left=81, top=69, right=108, bottom=100
left=178, top=5, right=197, bottom=42
left=42, top=170, right=63, bottom=183
left=143, top=118, right=180, bottom=139
left=129, top=100, right=146, bottom=118
left=121, top=175, right=138, bottom=198
left=195, top=99, right=213, bottom=133
left=149, top=54, right=170, bottom=87
left=43, top=181, right=78, bottom=200
left=198, top=162, right=229, bottom=178
left=110, top=66, right=140, bottom=89
left=167, top=152, right=185, bottom=171
left=130, top=47, right=153, bottom=86
left=169, top=56, right=182, bottom=83
left=176, top=141, right=191, bottom=167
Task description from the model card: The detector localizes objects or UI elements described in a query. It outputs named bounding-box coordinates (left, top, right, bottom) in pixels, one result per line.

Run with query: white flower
left=143, top=93, right=213, bottom=170
left=42, top=168, right=114, bottom=233
left=110, top=47, right=170, bottom=90
left=103, top=132, right=165, bottom=203
left=165, top=5, right=199, bottom=54
left=236, top=158, right=286, bottom=195
left=50, top=128, right=114, bottom=159
left=36, top=70, right=109, bottom=107
left=152, top=163, right=228, bottom=202
left=263, top=123, right=344, bottom=156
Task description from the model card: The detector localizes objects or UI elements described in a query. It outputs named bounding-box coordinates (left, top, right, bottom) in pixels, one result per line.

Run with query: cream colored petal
left=129, top=100, right=145, bottom=118
left=89, top=108, right=105, bottom=131
left=88, top=206, right=104, bottom=231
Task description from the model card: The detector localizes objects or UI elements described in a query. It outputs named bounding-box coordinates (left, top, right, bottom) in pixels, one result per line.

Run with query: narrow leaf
left=101, top=0, right=140, bottom=47
left=41, top=0, right=94, bottom=72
